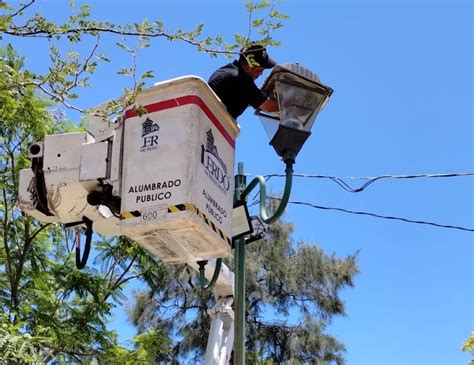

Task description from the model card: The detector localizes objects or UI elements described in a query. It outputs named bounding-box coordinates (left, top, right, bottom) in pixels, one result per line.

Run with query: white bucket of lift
left=120, top=76, right=239, bottom=264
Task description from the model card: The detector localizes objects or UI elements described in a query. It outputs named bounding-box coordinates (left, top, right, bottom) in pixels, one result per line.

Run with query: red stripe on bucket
left=125, top=95, right=235, bottom=149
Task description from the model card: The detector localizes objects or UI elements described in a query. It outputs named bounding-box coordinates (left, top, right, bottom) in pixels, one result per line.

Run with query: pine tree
left=130, top=215, right=359, bottom=364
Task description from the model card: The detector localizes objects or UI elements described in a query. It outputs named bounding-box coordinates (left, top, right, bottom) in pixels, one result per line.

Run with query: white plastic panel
left=80, top=141, right=109, bottom=181
left=43, top=132, right=93, bottom=174
left=109, top=121, right=124, bottom=196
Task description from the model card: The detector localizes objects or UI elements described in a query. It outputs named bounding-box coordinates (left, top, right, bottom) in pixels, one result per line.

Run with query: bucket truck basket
left=120, top=76, right=239, bottom=264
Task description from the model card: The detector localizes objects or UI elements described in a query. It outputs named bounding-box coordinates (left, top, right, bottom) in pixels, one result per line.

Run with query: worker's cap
left=241, top=44, right=276, bottom=69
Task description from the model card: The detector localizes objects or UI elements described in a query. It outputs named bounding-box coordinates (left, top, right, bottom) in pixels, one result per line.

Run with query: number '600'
left=143, top=211, right=158, bottom=221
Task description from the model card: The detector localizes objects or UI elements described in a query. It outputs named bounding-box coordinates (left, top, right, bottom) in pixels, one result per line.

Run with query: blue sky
left=4, top=0, right=473, bottom=364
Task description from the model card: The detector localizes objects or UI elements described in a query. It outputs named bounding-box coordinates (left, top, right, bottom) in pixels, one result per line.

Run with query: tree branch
left=1, top=187, right=14, bottom=305
left=71, top=34, right=100, bottom=90
left=36, top=84, right=85, bottom=113
left=248, top=297, right=261, bottom=312
left=11, top=216, right=33, bottom=308
left=109, top=253, right=138, bottom=293
left=42, top=342, right=96, bottom=363
left=7, top=148, right=17, bottom=194
left=2, top=27, right=238, bottom=56
left=11, top=133, right=29, bottom=154
left=29, top=222, right=51, bottom=242
left=113, top=273, right=142, bottom=289
left=5, top=0, right=36, bottom=19
left=105, top=253, right=118, bottom=281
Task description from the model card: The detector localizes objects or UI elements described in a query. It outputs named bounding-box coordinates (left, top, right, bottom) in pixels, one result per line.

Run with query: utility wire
left=249, top=172, right=474, bottom=193
left=266, top=196, right=474, bottom=233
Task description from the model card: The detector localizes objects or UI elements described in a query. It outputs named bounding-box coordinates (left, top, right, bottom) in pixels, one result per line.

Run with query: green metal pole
left=232, top=160, right=294, bottom=364
left=234, top=162, right=246, bottom=365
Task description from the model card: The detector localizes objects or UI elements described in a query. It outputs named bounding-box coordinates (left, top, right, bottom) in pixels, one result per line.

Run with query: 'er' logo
left=140, top=117, right=160, bottom=151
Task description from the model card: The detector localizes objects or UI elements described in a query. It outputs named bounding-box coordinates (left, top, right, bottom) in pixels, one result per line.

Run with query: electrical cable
left=267, top=196, right=474, bottom=233
left=249, top=175, right=272, bottom=207
left=75, top=217, right=93, bottom=269
left=249, top=172, right=474, bottom=193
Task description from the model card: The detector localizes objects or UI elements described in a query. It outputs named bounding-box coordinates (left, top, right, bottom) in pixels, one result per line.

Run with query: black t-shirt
left=208, top=61, right=268, bottom=119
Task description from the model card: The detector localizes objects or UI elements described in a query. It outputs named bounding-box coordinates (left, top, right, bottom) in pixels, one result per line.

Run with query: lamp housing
left=257, top=63, right=333, bottom=162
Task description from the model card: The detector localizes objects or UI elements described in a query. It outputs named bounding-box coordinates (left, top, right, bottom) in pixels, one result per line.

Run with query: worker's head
left=239, top=44, right=276, bottom=80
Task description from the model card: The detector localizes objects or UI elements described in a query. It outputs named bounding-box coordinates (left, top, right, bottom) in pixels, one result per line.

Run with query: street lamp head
left=257, top=63, right=333, bottom=163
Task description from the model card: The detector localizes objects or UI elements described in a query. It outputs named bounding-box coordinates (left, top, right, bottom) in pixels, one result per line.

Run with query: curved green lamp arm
left=198, top=258, right=222, bottom=290
left=240, top=161, right=294, bottom=224
left=196, top=160, right=293, bottom=291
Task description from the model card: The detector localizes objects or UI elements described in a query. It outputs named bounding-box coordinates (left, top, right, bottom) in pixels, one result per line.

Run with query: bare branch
left=109, top=253, right=138, bottom=292
left=1, top=187, right=14, bottom=298
left=36, top=84, right=85, bottom=112
left=113, top=273, right=141, bottom=288
left=5, top=0, right=36, bottom=19
left=246, top=2, right=254, bottom=43
left=105, top=254, right=118, bottom=281
left=10, top=216, right=33, bottom=308
left=11, top=133, right=29, bottom=154
left=67, top=33, right=101, bottom=95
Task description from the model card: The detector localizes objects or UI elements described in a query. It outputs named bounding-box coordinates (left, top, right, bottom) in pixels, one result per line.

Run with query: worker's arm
left=259, top=98, right=279, bottom=113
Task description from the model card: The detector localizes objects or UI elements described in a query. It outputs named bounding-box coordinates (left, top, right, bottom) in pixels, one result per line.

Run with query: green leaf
left=256, top=0, right=270, bottom=10
left=116, top=42, right=132, bottom=53
left=79, top=4, right=91, bottom=16
left=117, top=68, right=133, bottom=76
left=140, top=70, right=154, bottom=80
left=252, top=18, right=264, bottom=27
left=96, top=54, right=111, bottom=62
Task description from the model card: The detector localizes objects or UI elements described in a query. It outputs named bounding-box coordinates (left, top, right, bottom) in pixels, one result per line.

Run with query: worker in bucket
left=208, top=43, right=279, bottom=119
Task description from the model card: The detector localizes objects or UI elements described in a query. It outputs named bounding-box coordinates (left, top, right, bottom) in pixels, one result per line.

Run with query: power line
left=250, top=172, right=474, bottom=193
left=266, top=196, right=474, bottom=233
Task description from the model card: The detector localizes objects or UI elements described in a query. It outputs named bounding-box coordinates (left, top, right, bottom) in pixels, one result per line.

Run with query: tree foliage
left=463, top=332, right=474, bottom=365
left=0, top=46, right=170, bottom=363
left=0, top=0, right=288, bottom=117
left=130, top=217, right=359, bottom=364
